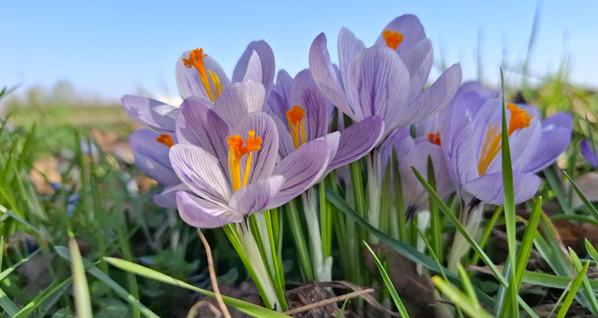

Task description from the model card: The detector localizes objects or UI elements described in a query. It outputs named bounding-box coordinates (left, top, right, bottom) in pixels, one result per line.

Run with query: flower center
left=156, top=134, right=174, bottom=148
left=382, top=30, right=403, bottom=50
left=182, top=48, right=223, bottom=102
left=286, top=105, right=307, bottom=149
left=477, top=103, right=532, bottom=176
left=428, top=130, right=441, bottom=146
left=227, top=130, right=263, bottom=191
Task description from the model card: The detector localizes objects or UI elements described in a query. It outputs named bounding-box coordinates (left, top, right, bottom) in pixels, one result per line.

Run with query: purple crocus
left=120, top=94, right=185, bottom=209
left=176, top=41, right=275, bottom=104
left=380, top=124, right=453, bottom=218
left=441, top=89, right=573, bottom=206
left=268, top=68, right=385, bottom=173
left=308, top=14, right=462, bottom=137
left=170, top=89, right=334, bottom=228
left=440, top=82, right=572, bottom=268
left=580, top=140, right=598, bottom=167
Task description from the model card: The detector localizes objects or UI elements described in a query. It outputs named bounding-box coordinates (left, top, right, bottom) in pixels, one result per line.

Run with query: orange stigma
left=428, top=130, right=441, bottom=146
left=507, top=103, right=532, bottom=135
left=286, top=105, right=307, bottom=149
left=477, top=103, right=532, bottom=176
left=227, top=131, right=263, bottom=191
left=182, top=48, right=223, bottom=102
left=156, top=134, right=174, bottom=148
left=382, top=30, right=403, bottom=50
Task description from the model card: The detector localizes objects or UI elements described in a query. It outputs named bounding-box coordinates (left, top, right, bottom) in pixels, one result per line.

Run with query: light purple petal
left=399, top=142, right=453, bottom=211
left=380, top=126, right=412, bottom=162
left=542, top=112, right=573, bottom=130
left=232, top=40, right=275, bottom=102
left=328, top=116, right=384, bottom=172
left=399, top=63, right=462, bottom=129
left=580, top=140, right=598, bottom=168
left=267, top=69, right=293, bottom=121
left=130, top=130, right=179, bottom=186
left=320, top=132, right=341, bottom=168
left=122, top=95, right=176, bottom=133
left=229, top=176, right=285, bottom=215
left=268, top=140, right=330, bottom=208
left=231, top=112, right=279, bottom=183
left=374, top=14, right=426, bottom=58
left=309, top=33, right=355, bottom=119
left=443, top=119, right=477, bottom=189
left=169, top=144, right=232, bottom=203
left=177, top=191, right=242, bottom=229
left=213, top=80, right=266, bottom=127
left=296, top=86, right=329, bottom=141
left=462, top=171, right=541, bottom=205
left=346, top=46, right=411, bottom=130
left=403, top=38, right=433, bottom=99
left=290, top=69, right=317, bottom=103
left=524, top=124, right=571, bottom=173
left=338, top=27, right=365, bottom=89
left=273, top=115, right=295, bottom=159
left=415, top=114, right=440, bottom=138
left=176, top=52, right=231, bottom=99
left=241, top=51, right=263, bottom=84
left=153, top=183, right=189, bottom=209
left=440, top=82, right=493, bottom=145
left=175, top=98, right=230, bottom=167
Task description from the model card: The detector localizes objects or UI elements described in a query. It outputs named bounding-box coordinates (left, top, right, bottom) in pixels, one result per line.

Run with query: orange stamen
left=182, top=48, right=222, bottom=102
left=227, top=131, right=262, bottom=191
left=286, top=106, right=307, bottom=149
left=428, top=130, right=441, bottom=146
left=156, top=134, right=174, bottom=148
left=382, top=30, right=403, bottom=50
left=477, top=104, right=532, bottom=176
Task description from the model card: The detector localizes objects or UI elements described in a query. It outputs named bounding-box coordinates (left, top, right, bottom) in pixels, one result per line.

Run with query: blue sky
left=1, top=0, right=596, bottom=100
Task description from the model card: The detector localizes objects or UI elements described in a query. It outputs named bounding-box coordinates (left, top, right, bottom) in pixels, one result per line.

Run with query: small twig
left=283, top=288, right=375, bottom=315
left=198, top=229, right=232, bottom=318
left=187, top=301, right=223, bottom=318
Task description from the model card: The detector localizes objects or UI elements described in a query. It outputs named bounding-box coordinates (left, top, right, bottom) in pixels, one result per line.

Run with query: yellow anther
left=227, top=131, right=262, bottom=191
left=182, top=48, right=222, bottom=102
left=286, top=106, right=307, bottom=149
left=382, top=30, right=403, bottom=50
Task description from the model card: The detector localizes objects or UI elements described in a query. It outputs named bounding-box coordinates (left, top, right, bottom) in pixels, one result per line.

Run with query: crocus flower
left=176, top=41, right=275, bottom=104
left=120, top=94, right=184, bottom=209
left=308, top=14, right=462, bottom=138
left=580, top=140, right=598, bottom=167
left=441, top=92, right=572, bottom=206
left=268, top=68, right=384, bottom=173
left=170, top=84, right=333, bottom=228
left=440, top=82, right=572, bottom=268
left=380, top=124, right=453, bottom=218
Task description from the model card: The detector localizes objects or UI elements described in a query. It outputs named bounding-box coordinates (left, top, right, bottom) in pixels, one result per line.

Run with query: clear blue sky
left=1, top=0, right=596, bottom=100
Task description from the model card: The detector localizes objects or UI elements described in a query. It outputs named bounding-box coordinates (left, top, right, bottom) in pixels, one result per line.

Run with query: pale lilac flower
left=308, top=14, right=462, bottom=138
left=380, top=124, right=453, bottom=218
left=440, top=84, right=572, bottom=206
left=170, top=82, right=333, bottom=228
left=268, top=69, right=384, bottom=173
left=176, top=41, right=275, bottom=103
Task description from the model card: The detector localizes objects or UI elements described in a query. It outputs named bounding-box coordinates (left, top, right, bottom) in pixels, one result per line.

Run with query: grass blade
left=55, top=246, right=159, bottom=318
left=363, top=241, right=410, bottom=318
left=432, top=276, right=493, bottom=318
left=104, top=257, right=292, bottom=318
left=69, top=238, right=93, bottom=318
left=555, top=261, right=590, bottom=318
